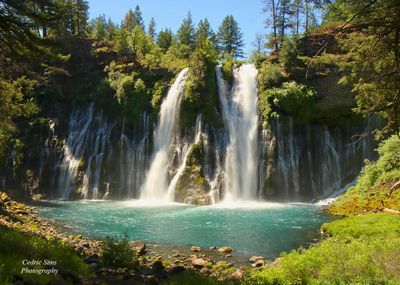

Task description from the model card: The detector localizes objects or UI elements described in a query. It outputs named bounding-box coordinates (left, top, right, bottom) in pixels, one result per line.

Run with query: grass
left=0, top=225, right=91, bottom=284
left=243, top=213, right=400, bottom=285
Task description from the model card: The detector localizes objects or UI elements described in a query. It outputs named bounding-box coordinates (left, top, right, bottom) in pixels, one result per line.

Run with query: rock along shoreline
left=0, top=192, right=269, bottom=284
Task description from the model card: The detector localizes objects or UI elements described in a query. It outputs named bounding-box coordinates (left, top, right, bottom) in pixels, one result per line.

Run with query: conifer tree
left=217, top=15, right=244, bottom=58
left=177, top=11, right=195, bottom=48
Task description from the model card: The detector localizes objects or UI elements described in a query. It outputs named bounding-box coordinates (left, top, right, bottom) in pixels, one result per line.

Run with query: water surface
left=37, top=200, right=331, bottom=259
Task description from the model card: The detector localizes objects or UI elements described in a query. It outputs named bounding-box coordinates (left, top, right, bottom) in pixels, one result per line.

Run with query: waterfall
left=166, top=115, right=202, bottom=200
left=140, top=68, right=189, bottom=200
left=216, top=64, right=259, bottom=201
left=120, top=113, right=150, bottom=198
left=57, top=104, right=114, bottom=199
left=269, top=117, right=378, bottom=200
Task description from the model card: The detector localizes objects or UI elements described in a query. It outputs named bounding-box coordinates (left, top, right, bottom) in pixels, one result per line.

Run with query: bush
left=279, top=36, right=301, bottom=71
left=101, top=235, right=138, bottom=269
left=258, top=81, right=316, bottom=122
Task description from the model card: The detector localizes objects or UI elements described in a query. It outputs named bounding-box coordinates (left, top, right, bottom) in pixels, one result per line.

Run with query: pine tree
left=133, top=5, right=144, bottom=30
left=122, top=5, right=144, bottom=31
left=157, top=28, right=173, bottom=52
left=177, top=11, right=195, bottom=48
left=90, top=14, right=107, bottom=39
left=217, top=15, right=244, bottom=58
left=196, top=18, right=215, bottom=48
left=73, top=0, right=89, bottom=36
left=148, top=17, right=156, bottom=39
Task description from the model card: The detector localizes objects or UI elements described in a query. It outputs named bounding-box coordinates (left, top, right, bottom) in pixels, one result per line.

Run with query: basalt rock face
left=0, top=66, right=379, bottom=203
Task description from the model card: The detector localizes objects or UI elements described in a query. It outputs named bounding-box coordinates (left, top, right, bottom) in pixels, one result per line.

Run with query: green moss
left=174, top=140, right=210, bottom=204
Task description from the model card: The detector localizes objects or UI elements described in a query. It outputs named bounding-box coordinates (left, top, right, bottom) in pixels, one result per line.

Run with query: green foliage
left=180, top=47, right=220, bottom=129
left=329, top=135, right=400, bottom=216
left=101, top=235, right=138, bottom=270
left=157, top=28, right=173, bottom=52
left=328, top=0, right=400, bottom=135
left=243, top=213, right=400, bottom=285
left=258, top=81, right=316, bottom=122
left=217, top=15, right=244, bottom=58
left=122, top=6, right=144, bottom=31
left=279, top=36, right=301, bottom=70
left=177, top=12, right=196, bottom=49
left=0, top=225, right=91, bottom=284
left=0, top=77, right=38, bottom=168
left=151, top=80, right=168, bottom=116
left=196, top=18, right=216, bottom=49
left=106, top=62, right=150, bottom=122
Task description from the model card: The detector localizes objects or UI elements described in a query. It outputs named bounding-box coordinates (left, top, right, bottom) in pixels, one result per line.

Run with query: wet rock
left=190, top=246, right=201, bottom=252
left=191, top=258, right=206, bottom=268
left=253, top=259, right=266, bottom=267
left=130, top=240, right=146, bottom=255
left=249, top=256, right=264, bottom=263
left=218, top=246, right=232, bottom=254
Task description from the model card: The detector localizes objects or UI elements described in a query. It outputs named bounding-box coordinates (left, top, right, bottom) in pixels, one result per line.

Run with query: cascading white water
left=216, top=64, right=259, bottom=201
left=81, top=114, right=114, bottom=200
left=57, top=105, right=94, bottom=199
left=166, top=115, right=202, bottom=200
left=57, top=105, right=113, bottom=199
left=140, top=68, right=189, bottom=200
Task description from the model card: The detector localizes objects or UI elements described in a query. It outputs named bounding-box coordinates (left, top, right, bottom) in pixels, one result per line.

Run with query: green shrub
left=258, top=81, right=316, bottom=122
left=101, top=235, right=138, bottom=269
left=279, top=36, right=302, bottom=71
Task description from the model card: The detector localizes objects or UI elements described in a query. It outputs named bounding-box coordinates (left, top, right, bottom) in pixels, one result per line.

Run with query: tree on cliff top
left=217, top=15, right=244, bottom=58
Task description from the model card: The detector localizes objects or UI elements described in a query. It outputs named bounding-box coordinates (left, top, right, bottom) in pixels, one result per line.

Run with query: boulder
left=129, top=240, right=146, bottom=255
left=190, top=246, right=201, bottom=252
left=249, top=256, right=264, bottom=263
left=218, top=246, right=232, bottom=254
left=191, top=258, right=206, bottom=268
left=253, top=259, right=266, bottom=267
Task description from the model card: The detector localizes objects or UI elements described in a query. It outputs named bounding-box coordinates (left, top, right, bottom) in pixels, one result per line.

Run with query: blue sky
left=87, top=0, right=267, bottom=57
